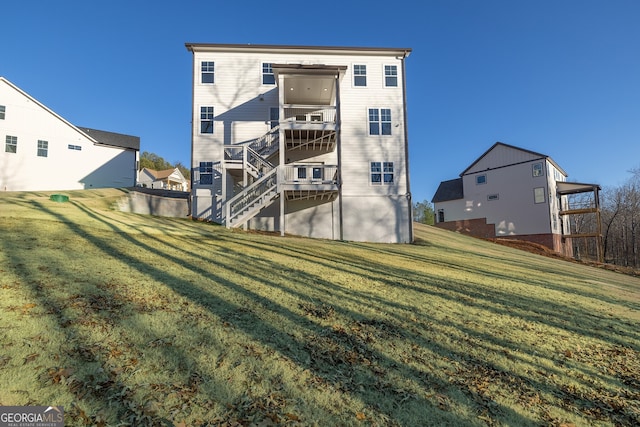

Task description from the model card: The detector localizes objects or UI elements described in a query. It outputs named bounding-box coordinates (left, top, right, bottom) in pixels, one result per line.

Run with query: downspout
left=400, top=50, right=413, bottom=243
left=188, top=46, right=196, bottom=219
left=335, top=71, right=344, bottom=241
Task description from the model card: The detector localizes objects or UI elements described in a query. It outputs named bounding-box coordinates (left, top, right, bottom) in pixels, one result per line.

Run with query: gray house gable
left=461, top=142, right=566, bottom=177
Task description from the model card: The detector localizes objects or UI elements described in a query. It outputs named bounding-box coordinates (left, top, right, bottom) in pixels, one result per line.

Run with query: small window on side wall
left=533, top=162, right=544, bottom=177
left=0, top=105, right=5, bottom=120
left=476, top=174, right=487, bottom=185
left=487, top=194, right=499, bottom=201
left=534, top=187, right=545, bottom=204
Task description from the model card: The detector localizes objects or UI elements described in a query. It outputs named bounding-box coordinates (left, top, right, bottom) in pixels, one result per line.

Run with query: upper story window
left=37, top=140, right=48, bottom=157
left=476, top=174, right=487, bottom=185
left=68, top=144, right=82, bottom=151
left=200, top=106, right=214, bottom=134
left=353, top=64, right=367, bottom=87
left=384, top=65, right=398, bottom=87
left=371, top=161, right=394, bottom=185
left=5, top=135, right=17, bottom=153
left=532, top=162, right=544, bottom=177
left=368, top=108, right=392, bottom=135
left=262, top=63, right=275, bottom=85
left=201, top=61, right=215, bottom=84
left=0, top=105, right=5, bottom=119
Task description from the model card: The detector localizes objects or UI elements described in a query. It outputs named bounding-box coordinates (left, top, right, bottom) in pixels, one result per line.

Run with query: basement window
left=199, top=162, right=213, bottom=185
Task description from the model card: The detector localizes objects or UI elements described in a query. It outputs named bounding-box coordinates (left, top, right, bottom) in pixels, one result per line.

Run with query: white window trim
left=383, top=64, right=399, bottom=88
left=367, top=107, right=393, bottom=136
left=199, top=105, right=215, bottom=135
left=200, top=61, right=215, bottom=85
left=352, top=63, right=367, bottom=88
left=261, top=62, right=276, bottom=86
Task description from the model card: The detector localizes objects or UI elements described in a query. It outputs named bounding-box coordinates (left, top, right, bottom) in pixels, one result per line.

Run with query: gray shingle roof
left=431, top=178, right=463, bottom=203
left=77, top=127, right=140, bottom=151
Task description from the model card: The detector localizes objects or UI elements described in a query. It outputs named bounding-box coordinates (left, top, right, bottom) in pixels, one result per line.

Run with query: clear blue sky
left=3, top=0, right=639, bottom=203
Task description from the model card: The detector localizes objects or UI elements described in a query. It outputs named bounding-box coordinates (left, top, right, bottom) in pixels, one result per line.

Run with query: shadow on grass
left=2, top=197, right=638, bottom=425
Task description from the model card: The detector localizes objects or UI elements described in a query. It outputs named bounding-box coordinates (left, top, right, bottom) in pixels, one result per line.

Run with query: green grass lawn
left=1, top=189, right=639, bottom=426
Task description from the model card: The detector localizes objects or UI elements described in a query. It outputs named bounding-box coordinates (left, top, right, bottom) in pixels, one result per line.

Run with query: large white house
left=0, top=77, right=139, bottom=192
left=186, top=43, right=413, bottom=243
left=432, top=142, right=602, bottom=258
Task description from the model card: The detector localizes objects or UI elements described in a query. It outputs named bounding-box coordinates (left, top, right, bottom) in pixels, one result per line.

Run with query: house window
left=5, top=135, right=17, bottom=153
left=262, top=63, right=275, bottom=85
left=270, top=107, right=279, bottom=129
left=476, top=174, right=487, bottom=185
left=384, top=65, right=398, bottom=87
left=297, top=167, right=307, bottom=180
left=534, top=187, right=545, bottom=204
left=37, top=140, right=48, bottom=157
left=487, top=194, right=499, bottom=201
left=199, top=161, right=213, bottom=184
left=354, top=64, right=366, bottom=86
left=312, top=167, right=323, bottom=180
left=68, top=144, right=82, bottom=150
left=532, top=162, right=544, bottom=177
left=368, top=108, right=392, bottom=135
left=0, top=105, right=5, bottom=119
left=200, top=107, right=214, bottom=134
left=438, top=209, right=445, bottom=223
left=201, top=61, right=215, bottom=84
left=371, top=161, right=394, bottom=185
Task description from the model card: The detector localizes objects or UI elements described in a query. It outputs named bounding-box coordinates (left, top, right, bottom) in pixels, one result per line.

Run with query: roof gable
left=0, top=77, right=98, bottom=144
left=462, top=142, right=565, bottom=176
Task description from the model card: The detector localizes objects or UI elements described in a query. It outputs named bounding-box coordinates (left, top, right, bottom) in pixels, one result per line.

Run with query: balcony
left=280, top=164, right=339, bottom=201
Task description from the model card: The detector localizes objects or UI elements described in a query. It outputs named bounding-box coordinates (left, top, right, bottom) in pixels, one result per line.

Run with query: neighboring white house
left=138, top=167, right=189, bottom=191
left=0, top=77, right=139, bottom=192
left=432, top=142, right=602, bottom=258
left=185, top=43, right=413, bottom=243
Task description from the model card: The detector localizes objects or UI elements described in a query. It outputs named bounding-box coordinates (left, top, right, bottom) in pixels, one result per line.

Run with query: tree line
left=600, top=167, right=640, bottom=268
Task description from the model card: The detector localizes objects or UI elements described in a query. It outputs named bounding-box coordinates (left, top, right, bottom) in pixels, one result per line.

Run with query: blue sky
left=3, top=0, right=639, bottom=203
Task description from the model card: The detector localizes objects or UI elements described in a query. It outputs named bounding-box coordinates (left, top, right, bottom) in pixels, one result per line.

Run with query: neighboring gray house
left=432, top=142, right=602, bottom=258
left=186, top=43, right=413, bottom=243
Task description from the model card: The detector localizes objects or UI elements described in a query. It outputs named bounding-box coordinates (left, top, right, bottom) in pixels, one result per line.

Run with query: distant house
left=0, top=77, right=139, bottom=191
left=432, top=142, right=602, bottom=258
left=185, top=43, right=413, bottom=243
left=138, top=167, right=189, bottom=191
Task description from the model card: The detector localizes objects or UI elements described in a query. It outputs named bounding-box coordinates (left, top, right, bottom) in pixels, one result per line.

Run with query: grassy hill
left=1, top=189, right=639, bottom=426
